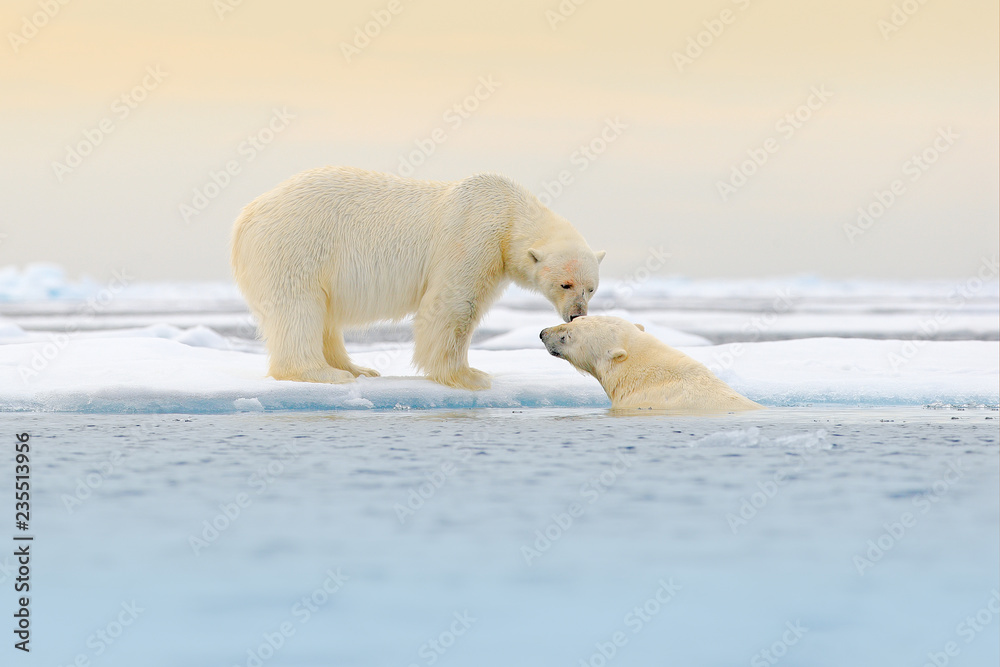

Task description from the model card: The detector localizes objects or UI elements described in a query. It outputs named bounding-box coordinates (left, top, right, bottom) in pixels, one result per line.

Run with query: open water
left=1, top=407, right=997, bottom=667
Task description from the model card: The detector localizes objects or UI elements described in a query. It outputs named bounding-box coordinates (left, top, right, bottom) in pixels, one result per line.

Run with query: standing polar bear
left=541, top=316, right=762, bottom=412
left=232, top=166, right=605, bottom=389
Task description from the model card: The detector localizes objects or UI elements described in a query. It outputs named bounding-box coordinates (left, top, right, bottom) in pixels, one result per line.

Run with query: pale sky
left=1, top=0, right=997, bottom=283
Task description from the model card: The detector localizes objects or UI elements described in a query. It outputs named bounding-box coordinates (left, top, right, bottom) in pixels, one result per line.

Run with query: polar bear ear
left=610, top=348, right=628, bottom=362
left=595, top=250, right=606, bottom=263
left=633, top=323, right=645, bottom=332
left=528, top=248, right=545, bottom=264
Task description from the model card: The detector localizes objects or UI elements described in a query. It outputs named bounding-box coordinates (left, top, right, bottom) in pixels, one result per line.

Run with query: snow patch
left=173, top=325, right=232, bottom=350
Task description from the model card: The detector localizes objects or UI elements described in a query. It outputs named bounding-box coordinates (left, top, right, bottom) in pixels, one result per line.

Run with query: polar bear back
left=232, top=167, right=521, bottom=325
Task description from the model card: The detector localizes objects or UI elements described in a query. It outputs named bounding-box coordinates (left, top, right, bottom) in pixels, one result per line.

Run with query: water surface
left=2, top=407, right=997, bottom=667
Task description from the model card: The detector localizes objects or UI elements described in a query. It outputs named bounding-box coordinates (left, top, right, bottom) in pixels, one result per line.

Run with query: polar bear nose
left=567, top=302, right=587, bottom=321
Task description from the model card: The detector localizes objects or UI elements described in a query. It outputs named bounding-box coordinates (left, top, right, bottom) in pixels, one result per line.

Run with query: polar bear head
left=539, top=316, right=643, bottom=376
left=527, top=246, right=605, bottom=322
left=540, top=315, right=762, bottom=412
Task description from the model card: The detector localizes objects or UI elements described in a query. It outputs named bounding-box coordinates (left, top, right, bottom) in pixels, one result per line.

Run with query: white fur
left=541, top=316, right=763, bottom=412
left=232, top=166, right=604, bottom=389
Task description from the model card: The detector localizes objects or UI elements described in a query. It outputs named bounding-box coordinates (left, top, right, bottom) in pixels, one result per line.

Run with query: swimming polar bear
left=541, top=316, right=762, bottom=412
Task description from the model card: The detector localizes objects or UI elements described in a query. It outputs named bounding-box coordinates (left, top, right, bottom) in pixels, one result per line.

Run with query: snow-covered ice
left=0, top=263, right=996, bottom=413
left=0, top=335, right=996, bottom=413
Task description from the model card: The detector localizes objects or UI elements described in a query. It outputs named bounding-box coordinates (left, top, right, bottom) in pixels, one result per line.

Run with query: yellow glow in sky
left=1, top=0, right=997, bottom=280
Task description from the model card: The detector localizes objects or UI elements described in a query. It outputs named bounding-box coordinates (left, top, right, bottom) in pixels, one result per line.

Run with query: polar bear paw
left=278, top=366, right=356, bottom=384
left=433, top=366, right=492, bottom=391
left=346, top=364, right=380, bottom=378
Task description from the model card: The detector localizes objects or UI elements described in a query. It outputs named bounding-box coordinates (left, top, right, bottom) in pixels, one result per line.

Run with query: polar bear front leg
left=413, top=289, right=491, bottom=390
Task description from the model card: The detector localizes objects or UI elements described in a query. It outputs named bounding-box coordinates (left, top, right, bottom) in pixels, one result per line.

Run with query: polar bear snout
left=566, top=302, right=587, bottom=322
left=539, top=326, right=565, bottom=357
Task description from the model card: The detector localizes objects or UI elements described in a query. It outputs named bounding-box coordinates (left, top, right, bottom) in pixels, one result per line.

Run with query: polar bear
left=232, top=166, right=604, bottom=390
left=540, top=316, right=762, bottom=412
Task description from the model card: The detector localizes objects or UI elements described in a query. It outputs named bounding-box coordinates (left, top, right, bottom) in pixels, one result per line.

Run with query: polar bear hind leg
left=260, top=292, right=355, bottom=384
left=322, top=317, right=379, bottom=378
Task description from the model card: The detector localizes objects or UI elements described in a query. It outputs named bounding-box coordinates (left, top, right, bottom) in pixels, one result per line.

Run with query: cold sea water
left=3, top=407, right=997, bottom=667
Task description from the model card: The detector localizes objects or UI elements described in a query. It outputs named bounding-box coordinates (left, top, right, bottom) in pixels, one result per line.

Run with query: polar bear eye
left=561, top=283, right=573, bottom=290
